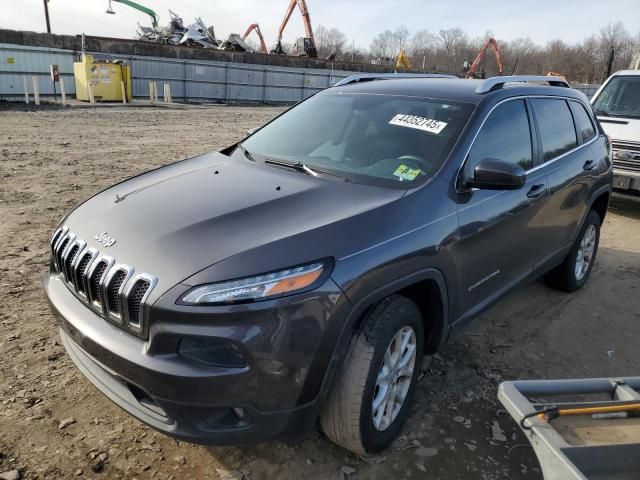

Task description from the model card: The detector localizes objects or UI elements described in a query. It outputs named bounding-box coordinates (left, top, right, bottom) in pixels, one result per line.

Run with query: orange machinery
left=464, top=38, right=503, bottom=79
left=271, top=0, right=317, bottom=58
left=243, top=23, right=268, bottom=54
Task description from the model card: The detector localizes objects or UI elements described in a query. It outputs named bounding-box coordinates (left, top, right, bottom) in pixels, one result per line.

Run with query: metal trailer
left=498, top=377, right=640, bottom=480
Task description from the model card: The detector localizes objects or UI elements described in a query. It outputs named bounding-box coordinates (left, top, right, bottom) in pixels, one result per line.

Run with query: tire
left=319, top=295, right=424, bottom=455
left=544, top=209, right=601, bottom=292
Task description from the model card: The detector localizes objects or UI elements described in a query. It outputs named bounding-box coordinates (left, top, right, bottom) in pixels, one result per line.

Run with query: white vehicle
left=592, top=70, right=640, bottom=194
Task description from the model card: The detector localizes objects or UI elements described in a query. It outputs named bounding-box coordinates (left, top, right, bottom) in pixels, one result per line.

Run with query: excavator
left=105, top=0, right=158, bottom=28
left=464, top=37, right=503, bottom=79
left=271, top=0, right=317, bottom=58
left=243, top=23, right=268, bottom=55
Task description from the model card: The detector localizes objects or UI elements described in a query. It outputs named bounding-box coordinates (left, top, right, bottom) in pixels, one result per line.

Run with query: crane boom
left=107, top=0, right=159, bottom=28
left=272, top=0, right=317, bottom=57
left=465, top=38, right=503, bottom=79
left=243, top=23, right=268, bottom=55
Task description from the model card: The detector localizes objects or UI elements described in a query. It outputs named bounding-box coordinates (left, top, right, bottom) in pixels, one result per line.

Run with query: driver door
left=452, top=99, right=549, bottom=317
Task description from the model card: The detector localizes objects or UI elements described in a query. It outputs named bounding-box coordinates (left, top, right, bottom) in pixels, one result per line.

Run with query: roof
left=609, top=70, right=640, bottom=77
left=327, top=75, right=582, bottom=105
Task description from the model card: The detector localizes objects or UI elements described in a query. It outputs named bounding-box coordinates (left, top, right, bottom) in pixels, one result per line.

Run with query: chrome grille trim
left=62, top=239, right=86, bottom=284
left=50, top=226, right=68, bottom=266
left=72, top=247, right=99, bottom=297
left=53, top=232, right=71, bottom=272
left=86, top=256, right=115, bottom=313
left=56, top=233, right=76, bottom=275
left=612, top=141, right=640, bottom=172
left=49, top=226, right=157, bottom=337
left=123, top=273, right=158, bottom=333
left=102, top=264, right=134, bottom=323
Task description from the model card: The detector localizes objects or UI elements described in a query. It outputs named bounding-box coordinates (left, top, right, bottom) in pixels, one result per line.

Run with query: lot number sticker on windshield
left=389, top=114, right=447, bottom=134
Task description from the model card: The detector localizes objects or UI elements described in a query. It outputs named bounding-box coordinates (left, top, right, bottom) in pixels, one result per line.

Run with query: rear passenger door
left=529, top=98, right=597, bottom=268
left=453, top=99, right=549, bottom=317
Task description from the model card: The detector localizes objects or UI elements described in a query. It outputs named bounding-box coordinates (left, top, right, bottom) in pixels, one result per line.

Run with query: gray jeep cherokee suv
left=44, top=75, right=612, bottom=455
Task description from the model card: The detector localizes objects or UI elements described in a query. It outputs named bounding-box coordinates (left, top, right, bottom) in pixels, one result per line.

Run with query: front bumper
left=612, top=168, right=640, bottom=194
left=44, top=272, right=349, bottom=444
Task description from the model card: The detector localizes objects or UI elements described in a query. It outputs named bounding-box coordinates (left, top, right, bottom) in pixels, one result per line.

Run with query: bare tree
left=370, top=26, right=410, bottom=64
left=365, top=21, right=636, bottom=81
left=438, top=28, right=467, bottom=56
left=315, top=25, right=348, bottom=59
left=409, top=29, right=438, bottom=70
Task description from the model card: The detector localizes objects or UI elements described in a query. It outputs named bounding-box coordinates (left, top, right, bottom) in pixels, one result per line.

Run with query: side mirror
left=466, top=158, right=526, bottom=190
left=246, top=127, right=258, bottom=136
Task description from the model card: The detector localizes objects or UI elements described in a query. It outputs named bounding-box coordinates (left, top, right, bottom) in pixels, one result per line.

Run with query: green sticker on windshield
left=393, top=164, right=422, bottom=181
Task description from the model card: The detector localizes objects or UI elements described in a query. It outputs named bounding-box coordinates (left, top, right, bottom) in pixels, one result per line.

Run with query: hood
left=597, top=116, right=640, bottom=144
left=62, top=152, right=404, bottom=298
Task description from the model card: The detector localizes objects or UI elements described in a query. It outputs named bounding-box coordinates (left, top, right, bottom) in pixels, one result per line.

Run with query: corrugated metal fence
left=0, top=43, right=602, bottom=104
left=0, top=43, right=353, bottom=103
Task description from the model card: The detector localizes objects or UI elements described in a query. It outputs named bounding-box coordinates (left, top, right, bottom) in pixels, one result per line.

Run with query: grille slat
left=55, top=237, right=71, bottom=272
left=75, top=252, right=94, bottom=295
left=50, top=227, right=156, bottom=337
left=612, top=141, right=640, bottom=172
left=64, top=245, right=80, bottom=282
left=89, top=261, right=108, bottom=307
left=107, top=270, right=127, bottom=316
left=50, top=227, right=66, bottom=260
left=127, top=280, right=151, bottom=327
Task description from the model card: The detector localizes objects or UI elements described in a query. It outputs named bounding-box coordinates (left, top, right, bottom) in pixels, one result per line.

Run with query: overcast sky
left=2, top=0, right=638, bottom=49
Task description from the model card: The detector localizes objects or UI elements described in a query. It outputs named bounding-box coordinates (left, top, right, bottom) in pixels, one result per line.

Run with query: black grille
left=127, top=280, right=150, bottom=327
left=76, top=253, right=94, bottom=294
left=90, top=261, right=108, bottom=305
left=63, top=244, right=80, bottom=282
left=55, top=237, right=70, bottom=272
left=107, top=270, right=127, bottom=315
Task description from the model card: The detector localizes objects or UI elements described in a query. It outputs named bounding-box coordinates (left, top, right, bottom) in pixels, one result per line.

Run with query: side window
left=531, top=99, right=578, bottom=161
left=468, top=100, right=533, bottom=171
left=569, top=101, right=597, bottom=143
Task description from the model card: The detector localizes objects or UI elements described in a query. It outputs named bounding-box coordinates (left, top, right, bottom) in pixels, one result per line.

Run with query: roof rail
left=333, top=73, right=457, bottom=87
left=475, top=75, right=570, bottom=94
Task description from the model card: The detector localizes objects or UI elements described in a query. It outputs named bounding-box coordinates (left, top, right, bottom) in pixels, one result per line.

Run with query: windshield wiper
left=264, top=159, right=349, bottom=182
left=594, top=109, right=611, bottom=117
left=264, top=158, right=350, bottom=182
left=265, top=158, right=318, bottom=176
left=236, top=144, right=256, bottom=162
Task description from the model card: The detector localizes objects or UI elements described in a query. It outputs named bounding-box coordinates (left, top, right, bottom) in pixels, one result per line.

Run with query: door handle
left=526, top=184, right=546, bottom=199
left=583, top=159, right=596, bottom=171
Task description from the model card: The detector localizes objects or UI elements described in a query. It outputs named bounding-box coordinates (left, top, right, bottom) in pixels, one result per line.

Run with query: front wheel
left=545, top=210, right=601, bottom=292
left=320, top=295, right=424, bottom=455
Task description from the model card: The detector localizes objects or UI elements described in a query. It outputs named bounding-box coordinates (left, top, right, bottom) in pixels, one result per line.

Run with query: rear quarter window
left=531, top=99, right=578, bottom=162
left=569, top=101, right=596, bottom=143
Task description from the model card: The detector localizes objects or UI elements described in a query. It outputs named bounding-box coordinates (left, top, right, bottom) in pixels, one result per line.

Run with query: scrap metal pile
left=136, top=10, right=252, bottom=51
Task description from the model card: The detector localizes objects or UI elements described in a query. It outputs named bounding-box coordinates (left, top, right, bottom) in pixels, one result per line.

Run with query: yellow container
left=73, top=54, right=132, bottom=102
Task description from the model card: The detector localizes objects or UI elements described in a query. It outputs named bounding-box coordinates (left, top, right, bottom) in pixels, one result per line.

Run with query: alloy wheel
left=575, top=224, right=596, bottom=281
left=372, top=326, right=417, bottom=431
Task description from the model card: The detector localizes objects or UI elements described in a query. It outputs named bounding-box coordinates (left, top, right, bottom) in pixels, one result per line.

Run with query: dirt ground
left=1, top=103, right=639, bottom=480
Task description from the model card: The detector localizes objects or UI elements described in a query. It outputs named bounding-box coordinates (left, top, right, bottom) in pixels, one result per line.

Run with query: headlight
left=179, top=261, right=327, bottom=305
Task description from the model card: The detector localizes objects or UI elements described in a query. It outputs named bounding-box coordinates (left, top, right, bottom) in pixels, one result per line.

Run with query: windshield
left=593, top=75, right=640, bottom=119
left=239, top=92, right=474, bottom=187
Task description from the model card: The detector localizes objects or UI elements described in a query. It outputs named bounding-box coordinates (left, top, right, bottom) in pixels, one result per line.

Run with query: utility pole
left=605, top=46, right=615, bottom=80
left=43, top=0, right=51, bottom=34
